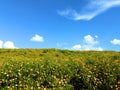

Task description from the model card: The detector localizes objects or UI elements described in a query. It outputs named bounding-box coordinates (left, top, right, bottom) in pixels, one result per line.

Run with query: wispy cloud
left=56, top=42, right=67, bottom=47
left=72, top=35, right=103, bottom=51
left=111, top=38, right=120, bottom=45
left=30, top=34, right=44, bottom=42
left=58, top=0, right=120, bottom=20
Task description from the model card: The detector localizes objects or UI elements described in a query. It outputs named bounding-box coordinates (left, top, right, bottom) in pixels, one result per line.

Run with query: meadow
left=0, top=48, right=120, bottom=90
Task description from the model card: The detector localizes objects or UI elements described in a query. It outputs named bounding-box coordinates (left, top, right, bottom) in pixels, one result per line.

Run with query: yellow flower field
left=0, top=49, right=120, bottom=90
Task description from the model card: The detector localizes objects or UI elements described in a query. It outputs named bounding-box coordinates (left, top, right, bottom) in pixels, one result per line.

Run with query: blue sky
left=0, top=0, right=120, bottom=51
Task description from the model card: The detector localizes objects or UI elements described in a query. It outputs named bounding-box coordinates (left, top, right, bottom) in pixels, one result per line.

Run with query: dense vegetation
left=0, top=48, right=120, bottom=90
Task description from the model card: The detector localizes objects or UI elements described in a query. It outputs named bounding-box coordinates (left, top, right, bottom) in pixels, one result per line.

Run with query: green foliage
left=0, top=49, right=120, bottom=90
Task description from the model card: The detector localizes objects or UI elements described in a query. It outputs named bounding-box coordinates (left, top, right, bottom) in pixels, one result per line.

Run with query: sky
left=0, top=0, right=120, bottom=51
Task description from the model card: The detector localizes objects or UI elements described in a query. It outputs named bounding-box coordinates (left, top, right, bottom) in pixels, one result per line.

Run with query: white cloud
left=97, top=47, right=103, bottom=51
left=3, top=41, right=16, bottom=48
left=111, top=39, right=120, bottom=45
left=95, top=35, right=98, bottom=38
left=0, top=40, right=17, bottom=49
left=30, top=34, right=44, bottom=42
left=72, top=35, right=103, bottom=51
left=58, top=8, right=96, bottom=20
left=84, top=35, right=98, bottom=45
left=81, top=45, right=103, bottom=51
left=0, top=40, right=3, bottom=48
left=72, top=44, right=81, bottom=50
left=58, top=0, right=120, bottom=20
left=0, top=40, right=16, bottom=48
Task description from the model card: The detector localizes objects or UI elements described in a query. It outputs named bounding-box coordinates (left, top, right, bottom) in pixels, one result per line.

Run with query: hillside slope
left=0, top=49, right=120, bottom=90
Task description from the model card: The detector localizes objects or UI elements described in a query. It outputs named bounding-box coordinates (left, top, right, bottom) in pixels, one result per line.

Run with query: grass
left=0, top=48, right=120, bottom=90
